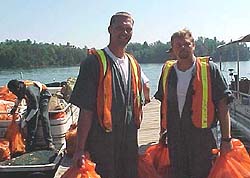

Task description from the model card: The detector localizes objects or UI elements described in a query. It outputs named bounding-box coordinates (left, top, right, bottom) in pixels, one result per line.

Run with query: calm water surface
left=1, top=61, right=250, bottom=95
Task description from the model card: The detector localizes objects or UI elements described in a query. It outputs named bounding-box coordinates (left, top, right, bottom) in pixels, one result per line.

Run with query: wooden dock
left=54, top=99, right=161, bottom=178
left=138, top=99, right=161, bottom=153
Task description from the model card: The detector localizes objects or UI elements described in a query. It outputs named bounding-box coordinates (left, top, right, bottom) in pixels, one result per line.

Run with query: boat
left=0, top=81, right=79, bottom=177
left=0, top=144, right=65, bottom=178
left=217, top=34, right=250, bottom=149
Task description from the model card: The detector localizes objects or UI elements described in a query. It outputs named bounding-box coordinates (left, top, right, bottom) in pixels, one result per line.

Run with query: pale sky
left=1, top=0, right=249, bottom=49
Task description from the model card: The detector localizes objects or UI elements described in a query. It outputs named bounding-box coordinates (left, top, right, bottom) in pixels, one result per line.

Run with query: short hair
left=7, top=79, right=20, bottom=92
left=170, top=28, right=194, bottom=46
left=109, top=11, right=134, bottom=26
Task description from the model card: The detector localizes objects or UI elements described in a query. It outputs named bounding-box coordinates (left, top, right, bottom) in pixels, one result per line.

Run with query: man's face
left=172, top=36, right=195, bottom=60
left=109, top=16, right=133, bottom=47
left=9, top=86, right=19, bottom=96
left=10, top=83, right=24, bottom=98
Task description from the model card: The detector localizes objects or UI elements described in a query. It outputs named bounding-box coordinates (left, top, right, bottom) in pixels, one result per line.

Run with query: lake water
left=1, top=61, right=250, bottom=95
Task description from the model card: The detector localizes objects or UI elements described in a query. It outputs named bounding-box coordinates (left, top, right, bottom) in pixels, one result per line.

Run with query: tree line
left=127, top=37, right=250, bottom=63
left=0, top=39, right=87, bottom=69
left=0, top=37, right=249, bottom=69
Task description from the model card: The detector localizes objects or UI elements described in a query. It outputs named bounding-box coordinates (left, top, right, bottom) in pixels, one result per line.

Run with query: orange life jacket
left=90, top=49, right=142, bottom=132
left=160, top=57, right=215, bottom=130
left=23, top=80, right=47, bottom=92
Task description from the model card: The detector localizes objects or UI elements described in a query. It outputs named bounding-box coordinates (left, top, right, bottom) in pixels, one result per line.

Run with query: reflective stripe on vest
left=160, top=57, right=214, bottom=129
left=24, top=80, right=47, bottom=92
left=192, top=57, right=215, bottom=128
left=126, top=53, right=143, bottom=128
left=92, top=49, right=142, bottom=132
left=91, top=49, right=112, bottom=132
left=160, top=60, right=176, bottom=131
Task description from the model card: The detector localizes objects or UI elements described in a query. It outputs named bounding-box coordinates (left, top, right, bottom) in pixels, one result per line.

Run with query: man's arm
left=141, top=69, right=151, bottom=104
left=217, top=97, right=232, bottom=153
left=72, top=108, right=93, bottom=168
left=143, top=82, right=150, bottom=104
left=10, top=98, right=22, bottom=114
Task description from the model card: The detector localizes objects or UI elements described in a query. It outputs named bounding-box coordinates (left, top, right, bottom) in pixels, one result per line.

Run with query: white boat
left=217, top=34, right=250, bottom=147
left=0, top=84, right=79, bottom=177
left=0, top=86, right=79, bottom=147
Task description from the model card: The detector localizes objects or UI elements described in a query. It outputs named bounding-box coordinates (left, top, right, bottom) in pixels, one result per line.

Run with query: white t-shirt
left=104, top=47, right=149, bottom=85
left=174, top=62, right=195, bottom=117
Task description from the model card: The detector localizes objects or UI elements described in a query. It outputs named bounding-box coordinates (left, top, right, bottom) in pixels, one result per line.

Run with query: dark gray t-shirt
left=69, top=51, right=138, bottom=178
left=69, top=54, right=99, bottom=111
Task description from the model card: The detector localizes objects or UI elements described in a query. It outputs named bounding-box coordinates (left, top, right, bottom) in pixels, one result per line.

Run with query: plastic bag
left=138, top=143, right=172, bottom=178
left=208, top=139, right=250, bottom=178
left=138, top=153, right=161, bottom=178
left=145, top=143, right=171, bottom=177
left=0, top=86, right=17, bottom=102
left=60, top=158, right=101, bottom=178
left=65, top=124, right=77, bottom=156
left=5, top=115, right=25, bottom=155
left=0, top=138, right=10, bottom=161
left=0, top=103, right=9, bottom=120
left=0, top=100, right=21, bottom=120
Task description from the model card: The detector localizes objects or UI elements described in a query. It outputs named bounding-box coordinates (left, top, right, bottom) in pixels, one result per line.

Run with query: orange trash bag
left=0, top=103, right=9, bottom=120
left=65, top=123, right=77, bottom=156
left=0, top=86, right=17, bottom=102
left=208, top=138, right=250, bottom=178
left=138, top=142, right=172, bottom=178
left=0, top=101, right=18, bottom=120
left=138, top=153, right=161, bottom=178
left=145, top=143, right=172, bottom=178
left=5, top=114, right=26, bottom=155
left=60, top=158, right=101, bottom=178
left=0, top=138, right=11, bottom=161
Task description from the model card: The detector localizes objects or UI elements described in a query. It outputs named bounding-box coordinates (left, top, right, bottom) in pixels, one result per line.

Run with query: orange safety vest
left=24, top=80, right=47, bottom=92
left=160, top=57, right=215, bottom=130
left=90, top=49, right=142, bottom=132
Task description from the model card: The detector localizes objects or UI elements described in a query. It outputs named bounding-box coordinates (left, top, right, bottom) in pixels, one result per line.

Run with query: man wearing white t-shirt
left=155, top=29, right=233, bottom=178
left=70, top=12, right=149, bottom=178
left=105, top=46, right=150, bottom=105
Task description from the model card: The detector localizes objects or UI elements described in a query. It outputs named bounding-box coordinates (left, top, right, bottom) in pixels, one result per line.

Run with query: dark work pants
left=27, top=89, right=53, bottom=146
left=168, top=123, right=216, bottom=178
left=165, top=74, right=217, bottom=178
left=86, top=114, right=138, bottom=178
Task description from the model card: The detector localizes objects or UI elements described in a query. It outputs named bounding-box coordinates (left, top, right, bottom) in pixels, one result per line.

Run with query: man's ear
left=108, top=26, right=111, bottom=34
left=192, top=42, right=195, bottom=50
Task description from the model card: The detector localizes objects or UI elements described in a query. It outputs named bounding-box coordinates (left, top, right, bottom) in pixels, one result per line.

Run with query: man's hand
left=144, top=97, right=151, bottom=105
left=72, top=151, right=86, bottom=168
left=220, top=140, right=233, bottom=155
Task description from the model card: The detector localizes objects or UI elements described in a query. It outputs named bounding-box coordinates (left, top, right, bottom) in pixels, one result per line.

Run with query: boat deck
left=230, top=96, right=250, bottom=149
